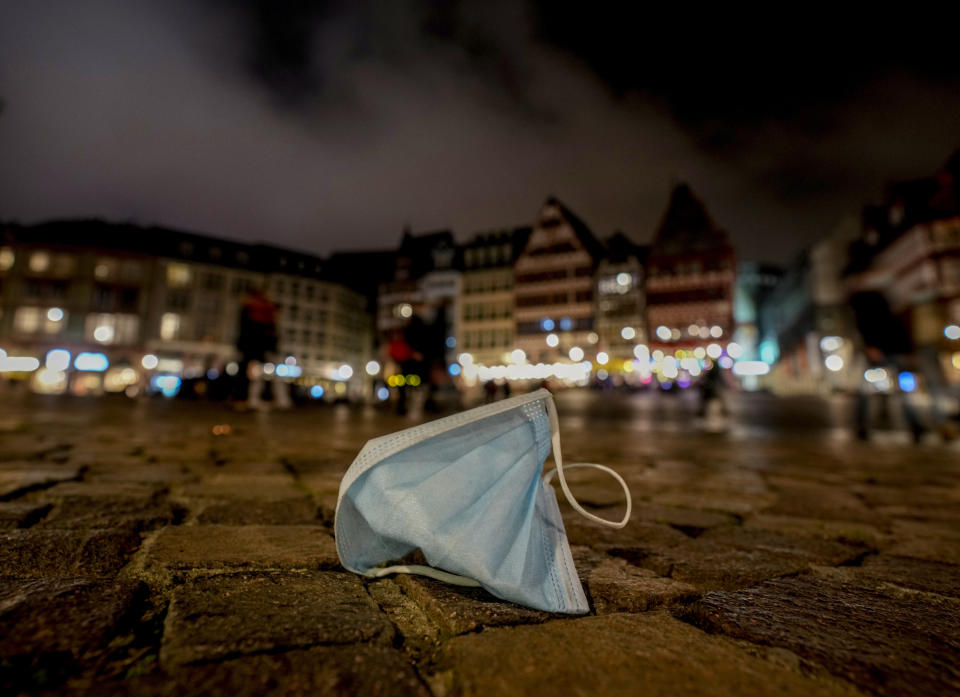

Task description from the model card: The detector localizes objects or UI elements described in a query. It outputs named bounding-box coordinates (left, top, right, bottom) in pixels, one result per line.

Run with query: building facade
left=0, top=221, right=373, bottom=397
left=459, top=228, right=529, bottom=365
left=513, top=198, right=604, bottom=364
left=645, top=184, right=736, bottom=351
left=376, top=229, right=460, bottom=347
left=844, top=150, right=960, bottom=386
left=595, top=232, right=648, bottom=364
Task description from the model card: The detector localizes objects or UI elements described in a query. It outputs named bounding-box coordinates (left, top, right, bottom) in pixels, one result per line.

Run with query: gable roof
left=541, top=196, right=605, bottom=261
left=603, top=231, right=648, bottom=264
left=649, top=184, right=731, bottom=259
left=395, top=228, right=459, bottom=278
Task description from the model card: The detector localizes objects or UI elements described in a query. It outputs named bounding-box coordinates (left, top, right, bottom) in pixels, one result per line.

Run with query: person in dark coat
left=849, top=289, right=923, bottom=442
left=235, top=287, right=278, bottom=407
left=388, top=326, right=421, bottom=416
left=697, top=360, right=726, bottom=417
left=420, top=302, right=450, bottom=413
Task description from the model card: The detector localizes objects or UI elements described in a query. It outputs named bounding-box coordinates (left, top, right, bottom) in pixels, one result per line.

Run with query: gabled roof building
left=645, top=184, right=736, bottom=349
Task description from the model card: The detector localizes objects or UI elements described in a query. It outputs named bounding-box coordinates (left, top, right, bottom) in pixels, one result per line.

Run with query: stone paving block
left=195, top=498, right=319, bottom=525
left=572, top=547, right=698, bottom=613
left=743, top=514, right=883, bottom=547
left=630, top=503, right=737, bottom=536
left=282, top=454, right=358, bottom=476
left=0, top=465, right=81, bottom=500
left=884, top=520, right=960, bottom=565
left=875, top=502, right=960, bottom=525
left=160, top=571, right=393, bottom=667
left=563, top=516, right=690, bottom=554
left=146, top=525, right=338, bottom=571
left=852, top=482, right=960, bottom=509
left=365, top=579, right=442, bottom=658
left=638, top=529, right=866, bottom=592
left=765, top=478, right=878, bottom=524
left=434, top=611, right=867, bottom=697
left=0, top=442, right=73, bottom=464
left=695, top=469, right=772, bottom=496
left=177, top=474, right=305, bottom=501
left=297, top=472, right=345, bottom=523
left=57, top=645, right=430, bottom=697
left=39, top=481, right=164, bottom=499
left=602, top=526, right=865, bottom=593
left=0, top=529, right=141, bottom=578
left=0, top=501, right=51, bottom=528
left=391, top=574, right=554, bottom=637
left=0, top=578, right=141, bottom=693
left=856, top=554, right=960, bottom=597
left=653, top=490, right=774, bottom=517
left=699, top=527, right=870, bottom=562
left=34, top=481, right=181, bottom=532
left=628, top=459, right=703, bottom=493
left=681, top=574, right=960, bottom=697
left=83, top=462, right=199, bottom=485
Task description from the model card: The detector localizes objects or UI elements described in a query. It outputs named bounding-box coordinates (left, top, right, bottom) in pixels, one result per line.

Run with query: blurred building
left=755, top=217, right=864, bottom=393
left=376, top=229, right=461, bottom=361
left=846, top=150, right=960, bottom=384
left=0, top=221, right=373, bottom=397
left=595, top=232, right=649, bottom=364
left=258, top=245, right=371, bottom=393
left=459, top=227, right=530, bottom=365
left=645, top=184, right=736, bottom=352
left=734, top=261, right=783, bottom=363
left=514, top=197, right=604, bottom=364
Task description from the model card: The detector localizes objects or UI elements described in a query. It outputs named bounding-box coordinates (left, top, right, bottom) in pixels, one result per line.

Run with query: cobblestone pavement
left=1, top=389, right=959, bottom=697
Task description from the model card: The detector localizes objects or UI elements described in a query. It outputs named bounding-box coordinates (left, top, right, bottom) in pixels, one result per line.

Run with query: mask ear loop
left=364, top=564, right=481, bottom=587
left=542, top=396, right=632, bottom=529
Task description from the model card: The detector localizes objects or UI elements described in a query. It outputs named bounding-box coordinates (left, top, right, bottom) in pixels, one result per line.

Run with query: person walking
left=849, top=289, right=924, bottom=443
left=697, top=359, right=726, bottom=418
left=388, top=325, right=421, bottom=416
left=235, top=286, right=278, bottom=410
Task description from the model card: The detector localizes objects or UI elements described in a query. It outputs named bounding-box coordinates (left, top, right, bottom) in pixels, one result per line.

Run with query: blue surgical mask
left=335, top=388, right=631, bottom=614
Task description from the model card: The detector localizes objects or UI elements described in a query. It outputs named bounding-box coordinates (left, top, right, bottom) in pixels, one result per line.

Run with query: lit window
left=13, top=307, right=43, bottom=333
left=166, top=263, right=192, bottom=287
left=52, top=254, right=77, bottom=276
left=160, top=313, right=181, bottom=341
left=120, top=260, right=141, bottom=282
left=94, top=324, right=115, bottom=343
left=44, top=307, right=67, bottom=334
left=85, top=313, right=140, bottom=344
left=0, top=248, right=14, bottom=271
left=94, top=258, right=117, bottom=280
left=29, top=251, right=51, bottom=273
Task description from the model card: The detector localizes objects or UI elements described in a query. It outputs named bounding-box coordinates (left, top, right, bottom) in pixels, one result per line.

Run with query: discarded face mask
left=335, top=388, right=631, bottom=613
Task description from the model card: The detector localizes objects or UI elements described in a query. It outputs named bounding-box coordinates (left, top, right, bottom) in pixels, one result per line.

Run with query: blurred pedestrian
left=388, top=326, right=421, bottom=415
left=420, top=302, right=450, bottom=413
left=849, top=289, right=924, bottom=442
left=235, top=286, right=278, bottom=410
left=697, top=360, right=726, bottom=418
left=912, top=312, right=958, bottom=441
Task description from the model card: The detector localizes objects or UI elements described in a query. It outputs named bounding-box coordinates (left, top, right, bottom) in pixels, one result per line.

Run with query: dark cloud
left=1, top=1, right=958, bottom=263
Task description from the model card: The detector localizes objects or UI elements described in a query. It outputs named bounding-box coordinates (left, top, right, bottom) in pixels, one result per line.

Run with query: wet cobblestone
left=1, top=391, right=958, bottom=696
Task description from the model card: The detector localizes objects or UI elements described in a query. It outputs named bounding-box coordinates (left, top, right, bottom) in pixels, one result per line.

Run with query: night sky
left=1, top=1, right=958, bottom=263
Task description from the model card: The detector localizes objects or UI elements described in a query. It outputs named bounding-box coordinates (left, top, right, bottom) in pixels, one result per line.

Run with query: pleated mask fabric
left=334, top=388, right=631, bottom=613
